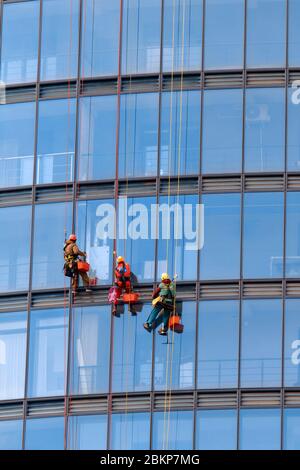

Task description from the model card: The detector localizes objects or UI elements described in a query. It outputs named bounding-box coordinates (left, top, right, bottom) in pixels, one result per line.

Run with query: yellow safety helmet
left=117, top=256, right=124, bottom=263
left=161, top=272, right=170, bottom=281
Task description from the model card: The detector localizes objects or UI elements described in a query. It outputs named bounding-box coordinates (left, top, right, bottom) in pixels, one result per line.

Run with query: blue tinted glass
left=239, top=409, right=281, bottom=450
left=0, top=205, right=31, bottom=293
left=244, top=88, right=285, bottom=172
left=0, top=102, right=35, bottom=188
left=28, top=308, right=68, bottom=398
left=287, top=87, right=300, bottom=171
left=284, top=299, right=300, bottom=387
left=32, top=202, right=72, bottom=290
left=246, top=0, right=286, bottom=68
left=119, top=93, right=159, bottom=178
left=25, top=417, right=64, bottom=450
left=204, top=0, right=244, bottom=69
left=78, top=96, right=117, bottom=181
left=40, top=0, right=79, bottom=80
left=286, top=193, right=300, bottom=277
left=0, top=1, right=39, bottom=84
left=241, top=300, right=282, bottom=388
left=112, top=304, right=152, bottom=392
left=243, top=192, right=284, bottom=279
left=0, top=312, right=27, bottom=400
left=152, top=411, right=193, bottom=450
left=70, top=306, right=110, bottom=395
left=196, top=410, right=237, bottom=450
left=0, top=420, right=23, bottom=450
left=202, top=89, right=243, bottom=174
left=117, top=197, right=155, bottom=282
left=284, top=409, right=300, bottom=450
left=68, top=415, right=107, bottom=450
left=77, top=199, right=115, bottom=284
left=163, top=0, right=202, bottom=72
left=81, top=0, right=120, bottom=77
left=160, top=91, right=201, bottom=176
left=200, top=194, right=241, bottom=280
left=157, top=195, right=199, bottom=281
left=122, top=0, right=161, bottom=74
left=37, top=99, right=76, bottom=184
left=110, top=413, right=150, bottom=450
left=154, top=302, right=196, bottom=390
left=289, top=0, right=300, bottom=66
left=198, top=300, right=239, bottom=389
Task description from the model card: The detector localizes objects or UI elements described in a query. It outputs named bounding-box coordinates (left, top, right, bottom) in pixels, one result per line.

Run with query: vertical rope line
left=165, top=0, right=186, bottom=449
left=162, top=0, right=177, bottom=450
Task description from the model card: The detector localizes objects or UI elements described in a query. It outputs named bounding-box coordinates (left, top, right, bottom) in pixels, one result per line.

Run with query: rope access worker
left=64, top=234, right=91, bottom=294
left=115, top=256, right=131, bottom=292
left=143, top=273, right=176, bottom=336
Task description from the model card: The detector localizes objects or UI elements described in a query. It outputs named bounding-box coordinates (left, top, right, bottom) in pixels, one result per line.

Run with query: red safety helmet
left=69, top=234, right=77, bottom=241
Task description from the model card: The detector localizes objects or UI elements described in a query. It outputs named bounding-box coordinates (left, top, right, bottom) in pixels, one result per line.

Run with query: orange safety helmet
left=117, top=256, right=124, bottom=263
left=69, top=234, right=77, bottom=242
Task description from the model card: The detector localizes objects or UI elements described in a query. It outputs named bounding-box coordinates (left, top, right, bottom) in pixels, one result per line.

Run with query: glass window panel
left=152, top=411, right=193, bottom=450
left=70, top=306, right=110, bottom=395
left=112, top=304, right=152, bottom=392
left=0, top=1, right=39, bottom=84
left=287, top=87, right=300, bottom=172
left=36, top=99, right=76, bottom=184
left=204, top=0, right=244, bottom=70
left=32, top=202, right=72, bottom=290
left=25, top=417, right=64, bottom=450
left=154, top=302, right=196, bottom=391
left=0, top=205, right=31, bottom=293
left=78, top=96, right=117, bottom=181
left=28, top=308, right=68, bottom=398
left=81, top=0, right=120, bottom=77
left=110, top=413, right=150, bottom=450
left=160, top=91, right=201, bottom=176
left=289, top=0, right=300, bottom=66
left=0, top=102, right=35, bottom=188
left=241, top=300, right=282, bottom=388
left=76, top=199, right=115, bottom=285
left=284, top=409, right=300, bottom=450
left=0, top=420, right=23, bottom=450
left=157, top=195, right=199, bottom=281
left=239, top=409, right=281, bottom=450
left=198, top=300, right=239, bottom=389
left=119, top=93, right=159, bottom=178
left=246, top=0, right=286, bottom=68
left=243, top=192, right=284, bottom=279
left=163, top=0, right=202, bottom=72
left=68, top=415, right=107, bottom=450
left=244, top=88, right=285, bottom=172
left=0, top=312, right=27, bottom=400
left=117, top=197, right=155, bottom=283
left=202, top=89, right=243, bottom=174
left=40, top=0, right=79, bottom=80
left=122, top=0, right=161, bottom=74
left=196, top=410, right=237, bottom=450
left=284, top=299, right=300, bottom=387
left=200, top=194, right=241, bottom=280
left=286, top=193, right=300, bottom=277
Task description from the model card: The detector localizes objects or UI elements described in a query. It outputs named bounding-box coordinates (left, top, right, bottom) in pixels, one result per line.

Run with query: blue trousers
left=147, top=305, right=170, bottom=330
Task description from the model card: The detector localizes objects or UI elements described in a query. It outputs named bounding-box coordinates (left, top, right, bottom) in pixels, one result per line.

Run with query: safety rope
left=164, top=0, right=187, bottom=450
left=162, top=0, right=177, bottom=450
left=63, top=0, right=74, bottom=450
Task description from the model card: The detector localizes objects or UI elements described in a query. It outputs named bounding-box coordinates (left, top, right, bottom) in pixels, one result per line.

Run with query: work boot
left=143, top=323, right=151, bottom=333
left=158, top=327, right=168, bottom=336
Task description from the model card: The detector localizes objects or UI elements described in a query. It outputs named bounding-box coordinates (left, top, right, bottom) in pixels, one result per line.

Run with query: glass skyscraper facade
left=1, top=0, right=300, bottom=451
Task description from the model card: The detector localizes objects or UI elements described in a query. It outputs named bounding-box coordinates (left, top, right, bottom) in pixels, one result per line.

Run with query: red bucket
left=77, top=261, right=90, bottom=273
left=123, top=292, right=139, bottom=303
left=169, top=315, right=184, bottom=334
